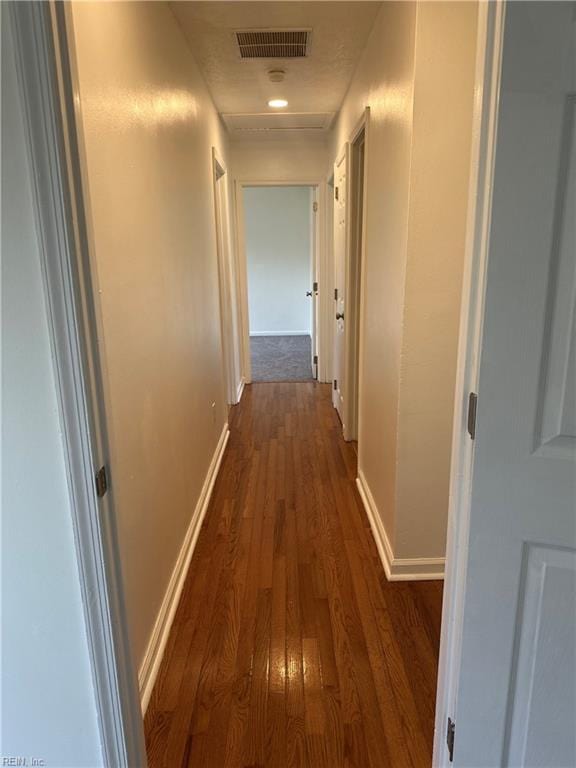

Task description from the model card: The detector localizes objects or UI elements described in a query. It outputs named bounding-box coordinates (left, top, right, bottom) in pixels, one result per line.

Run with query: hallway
left=144, top=383, right=442, bottom=768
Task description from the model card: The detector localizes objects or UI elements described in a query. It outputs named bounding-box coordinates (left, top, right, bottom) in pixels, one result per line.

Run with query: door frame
left=7, top=2, right=147, bottom=765
left=332, top=108, right=369, bottom=442
left=212, top=149, right=243, bottom=405
left=433, top=2, right=505, bottom=765
left=322, top=172, right=336, bottom=385
left=233, top=179, right=327, bottom=383
left=344, top=109, right=369, bottom=442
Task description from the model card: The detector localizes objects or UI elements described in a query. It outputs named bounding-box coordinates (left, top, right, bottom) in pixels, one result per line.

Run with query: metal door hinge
left=335, top=186, right=339, bottom=200
left=313, top=201, right=318, bottom=213
left=313, top=355, right=318, bottom=365
left=95, top=465, right=108, bottom=498
left=333, top=379, right=338, bottom=391
left=313, top=281, right=318, bottom=293
left=447, top=717, right=455, bottom=762
left=467, top=392, right=478, bottom=440
left=334, top=288, right=338, bottom=301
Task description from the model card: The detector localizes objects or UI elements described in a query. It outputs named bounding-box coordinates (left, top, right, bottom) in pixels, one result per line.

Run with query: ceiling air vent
left=235, top=29, right=311, bottom=59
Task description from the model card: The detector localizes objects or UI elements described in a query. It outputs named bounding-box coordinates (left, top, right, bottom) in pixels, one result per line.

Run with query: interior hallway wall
left=231, top=138, right=328, bottom=183
left=1, top=14, right=102, bottom=765
left=396, top=2, right=479, bottom=559
left=244, top=186, right=312, bottom=335
left=329, top=1, right=478, bottom=565
left=69, top=1, right=231, bottom=675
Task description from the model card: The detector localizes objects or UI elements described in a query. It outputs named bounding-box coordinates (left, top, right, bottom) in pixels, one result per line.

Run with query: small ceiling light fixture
left=268, top=98, right=288, bottom=108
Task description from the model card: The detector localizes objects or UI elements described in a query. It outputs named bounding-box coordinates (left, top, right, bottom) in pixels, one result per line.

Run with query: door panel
left=455, top=4, right=576, bottom=766
left=310, top=189, right=318, bottom=378
left=333, top=149, right=348, bottom=418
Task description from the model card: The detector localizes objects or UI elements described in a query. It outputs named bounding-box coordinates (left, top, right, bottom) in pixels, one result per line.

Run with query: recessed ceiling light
left=268, top=99, right=288, bottom=108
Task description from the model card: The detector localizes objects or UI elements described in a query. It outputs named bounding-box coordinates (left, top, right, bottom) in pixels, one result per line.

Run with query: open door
left=333, top=146, right=348, bottom=419
left=310, top=187, right=319, bottom=379
left=437, top=4, right=576, bottom=766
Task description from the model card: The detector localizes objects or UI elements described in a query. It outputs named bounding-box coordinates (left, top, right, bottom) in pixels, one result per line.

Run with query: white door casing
left=213, top=151, right=242, bottom=405
left=333, top=148, right=348, bottom=419
left=344, top=126, right=366, bottom=442
left=310, top=187, right=319, bottom=378
left=441, top=3, right=576, bottom=766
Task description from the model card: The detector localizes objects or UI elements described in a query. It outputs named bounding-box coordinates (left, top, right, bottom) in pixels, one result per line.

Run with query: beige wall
left=231, top=138, right=328, bottom=182
left=329, top=1, right=477, bottom=563
left=396, top=2, right=479, bottom=559
left=70, top=1, right=230, bottom=669
left=329, top=1, right=418, bottom=548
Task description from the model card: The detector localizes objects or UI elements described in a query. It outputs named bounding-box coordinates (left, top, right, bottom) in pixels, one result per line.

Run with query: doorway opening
left=237, top=184, right=319, bottom=383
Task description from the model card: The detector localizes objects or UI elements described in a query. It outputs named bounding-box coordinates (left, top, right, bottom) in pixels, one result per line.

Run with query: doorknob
left=306, top=291, right=313, bottom=297
left=336, top=312, right=344, bottom=320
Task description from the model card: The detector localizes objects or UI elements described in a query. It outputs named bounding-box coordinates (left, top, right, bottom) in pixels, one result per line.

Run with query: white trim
left=321, top=172, right=335, bottom=384
left=356, top=472, right=445, bottom=581
left=332, top=144, right=350, bottom=416
left=433, top=3, right=505, bottom=766
left=212, top=148, right=242, bottom=406
left=233, top=179, right=326, bottom=385
left=139, top=423, right=230, bottom=713
left=236, top=376, right=246, bottom=404
left=344, top=108, right=369, bottom=442
left=9, top=4, right=147, bottom=764
left=249, top=331, right=311, bottom=337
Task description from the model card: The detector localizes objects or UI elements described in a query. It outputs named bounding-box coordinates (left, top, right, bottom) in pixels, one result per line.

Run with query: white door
left=449, top=4, right=576, bottom=766
left=310, top=188, right=318, bottom=378
left=333, top=148, right=348, bottom=418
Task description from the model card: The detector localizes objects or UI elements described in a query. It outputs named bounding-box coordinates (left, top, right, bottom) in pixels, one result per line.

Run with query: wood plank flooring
left=145, top=383, right=443, bottom=768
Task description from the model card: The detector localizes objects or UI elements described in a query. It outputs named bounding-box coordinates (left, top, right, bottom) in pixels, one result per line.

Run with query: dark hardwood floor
left=144, top=382, right=443, bottom=768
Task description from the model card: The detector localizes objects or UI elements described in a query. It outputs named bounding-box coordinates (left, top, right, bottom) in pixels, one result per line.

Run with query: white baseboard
left=356, top=470, right=445, bottom=581
left=235, top=376, right=245, bottom=404
left=139, top=422, right=230, bottom=713
left=249, top=331, right=311, bottom=337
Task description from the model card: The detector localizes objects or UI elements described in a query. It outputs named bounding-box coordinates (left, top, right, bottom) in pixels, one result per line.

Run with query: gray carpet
left=250, top=335, right=315, bottom=382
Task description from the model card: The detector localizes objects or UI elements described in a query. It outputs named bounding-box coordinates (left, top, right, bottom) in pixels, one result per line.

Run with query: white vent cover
left=235, top=29, right=311, bottom=59
left=222, top=112, right=334, bottom=133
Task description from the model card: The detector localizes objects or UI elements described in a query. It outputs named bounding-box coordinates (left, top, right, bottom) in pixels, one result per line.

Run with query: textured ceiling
left=170, top=1, right=382, bottom=132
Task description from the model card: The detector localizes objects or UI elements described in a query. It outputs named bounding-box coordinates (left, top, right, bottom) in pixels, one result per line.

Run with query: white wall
left=69, top=0, right=230, bottom=674
left=1, top=15, right=102, bottom=765
left=244, top=186, right=312, bottom=335
left=329, top=1, right=478, bottom=566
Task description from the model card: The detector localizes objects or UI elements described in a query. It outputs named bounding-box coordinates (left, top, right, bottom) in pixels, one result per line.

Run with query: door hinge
left=333, top=379, right=338, bottom=391
left=312, top=201, right=318, bottom=213
left=334, top=288, right=338, bottom=301
left=447, top=717, right=455, bottom=762
left=335, top=186, right=339, bottom=201
left=467, top=392, right=478, bottom=440
left=313, top=355, right=318, bottom=365
left=313, top=281, right=318, bottom=293
left=95, top=465, right=108, bottom=498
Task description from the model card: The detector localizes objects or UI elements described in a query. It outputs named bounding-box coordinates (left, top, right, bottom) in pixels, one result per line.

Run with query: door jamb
left=212, top=149, right=242, bottom=405
left=233, top=179, right=326, bottom=384
left=332, top=145, right=350, bottom=414
left=432, top=3, right=505, bottom=765
left=322, top=173, right=336, bottom=384
left=8, top=2, right=147, bottom=765
left=344, top=108, right=369, bottom=443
